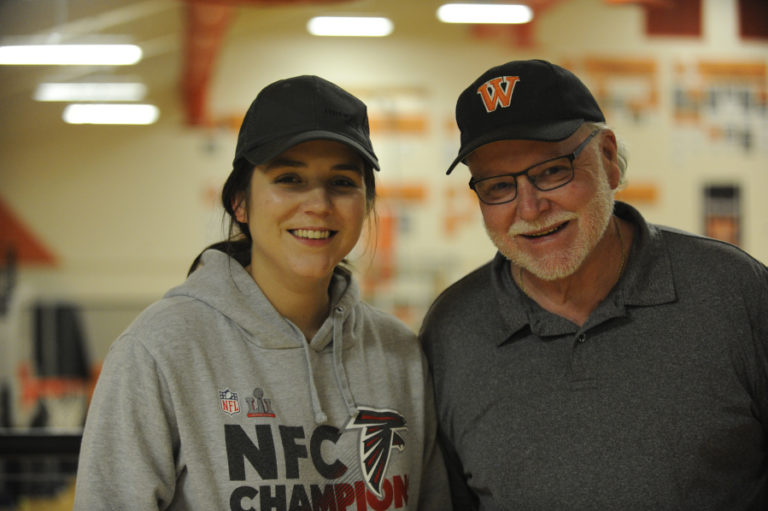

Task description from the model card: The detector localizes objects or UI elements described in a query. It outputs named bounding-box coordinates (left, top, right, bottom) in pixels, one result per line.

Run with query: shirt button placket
left=569, top=332, right=596, bottom=389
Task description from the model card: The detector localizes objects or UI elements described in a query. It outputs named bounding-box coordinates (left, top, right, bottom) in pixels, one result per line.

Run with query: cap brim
left=239, top=130, right=380, bottom=171
left=445, top=119, right=585, bottom=174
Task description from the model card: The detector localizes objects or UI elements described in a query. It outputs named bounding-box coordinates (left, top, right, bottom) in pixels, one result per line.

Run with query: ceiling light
left=35, top=82, right=147, bottom=102
left=307, top=17, right=394, bottom=37
left=0, top=44, right=142, bottom=65
left=437, top=3, right=533, bottom=24
left=62, top=104, right=159, bottom=125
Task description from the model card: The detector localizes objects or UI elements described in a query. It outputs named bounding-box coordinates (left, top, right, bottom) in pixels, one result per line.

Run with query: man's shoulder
left=421, top=258, right=498, bottom=328
left=618, top=201, right=766, bottom=277
left=440, top=257, right=497, bottom=299
left=648, top=223, right=768, bottom=293
left=655, top=223, right=765, bottom=269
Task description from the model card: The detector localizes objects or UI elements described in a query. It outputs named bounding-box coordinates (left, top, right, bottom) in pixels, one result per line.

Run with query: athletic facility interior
left=1, top=0, right=767, bottom=508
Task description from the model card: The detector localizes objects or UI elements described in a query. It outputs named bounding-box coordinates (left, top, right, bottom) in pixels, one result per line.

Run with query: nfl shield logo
left=219, top=388, right=240, bottom=415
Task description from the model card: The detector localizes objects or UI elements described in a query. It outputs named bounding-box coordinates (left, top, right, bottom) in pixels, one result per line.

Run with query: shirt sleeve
left=749, top=263, right=768, bottom=435
left=437, top=426, right=478, bottom=510
left=416, top=363, right=453, bottom=511
left=73, top=334, right=179, bottom=510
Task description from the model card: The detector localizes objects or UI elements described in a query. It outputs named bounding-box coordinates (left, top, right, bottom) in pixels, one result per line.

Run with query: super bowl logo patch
left=246, top=387, right=276, bottom=418
left=219, top=388, right=240, bottom=415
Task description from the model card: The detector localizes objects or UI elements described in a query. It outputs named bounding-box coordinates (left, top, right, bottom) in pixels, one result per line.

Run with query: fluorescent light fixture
left=437, top=3, right=533, bottom=24
left=307, top=16, right=394, bottom=37
left=0, top=44, right=142, bottom=65
left=62, top=104, right=159, bottom=125
left=35, top=82, right=147, bottom=102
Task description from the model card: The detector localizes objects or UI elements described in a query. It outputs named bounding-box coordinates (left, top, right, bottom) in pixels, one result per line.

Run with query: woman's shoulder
left=114, top=294, right=225, bottom=354
left=133, top=294, right=213, bottom=327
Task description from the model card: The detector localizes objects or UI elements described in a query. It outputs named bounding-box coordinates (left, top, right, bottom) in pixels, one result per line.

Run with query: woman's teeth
left=293, top=229, right=332, bottom=239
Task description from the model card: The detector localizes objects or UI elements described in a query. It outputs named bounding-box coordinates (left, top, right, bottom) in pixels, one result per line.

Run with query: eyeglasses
left=468, top=129, right=601, bottom=205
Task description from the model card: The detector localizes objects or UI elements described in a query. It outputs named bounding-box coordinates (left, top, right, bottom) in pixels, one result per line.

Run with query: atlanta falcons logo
left=346, top=407, right=407, bottom=498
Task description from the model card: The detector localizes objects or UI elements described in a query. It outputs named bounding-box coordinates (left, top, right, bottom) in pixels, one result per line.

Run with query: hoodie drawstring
left=288, top=319, right=328, bottom=424
left=298, top=305, right=358, bottom=425
left=300, top=335, right=328, bottom=425
left=332, top=305, right=358, bottom=419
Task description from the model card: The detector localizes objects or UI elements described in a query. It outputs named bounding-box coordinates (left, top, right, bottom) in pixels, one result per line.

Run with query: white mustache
left=507, top=212, right=576, bottom=237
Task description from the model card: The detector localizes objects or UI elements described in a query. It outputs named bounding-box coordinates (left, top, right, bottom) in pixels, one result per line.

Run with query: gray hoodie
left=74, top=249, right=451, bottom=510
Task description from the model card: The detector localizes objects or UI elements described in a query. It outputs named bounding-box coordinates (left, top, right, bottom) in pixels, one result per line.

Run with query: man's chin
left=503, top=248, right=583, bottom=281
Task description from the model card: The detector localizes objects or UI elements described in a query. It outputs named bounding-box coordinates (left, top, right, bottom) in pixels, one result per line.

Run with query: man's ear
left=599, top=130, right=621, bottom=190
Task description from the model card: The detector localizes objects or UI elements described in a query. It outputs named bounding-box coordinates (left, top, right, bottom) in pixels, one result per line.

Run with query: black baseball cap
left=233, top=75, right=379, bottom=170
left=446, top=59, right=605, bottom=174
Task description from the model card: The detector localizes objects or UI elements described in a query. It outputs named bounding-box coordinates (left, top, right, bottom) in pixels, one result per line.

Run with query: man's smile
left=519, top=221, right=570, bottom=239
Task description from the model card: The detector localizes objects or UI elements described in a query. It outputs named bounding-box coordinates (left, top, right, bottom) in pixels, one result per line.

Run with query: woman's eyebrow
left=264, top=157, right=304, bottom=170
left=332, top=162, right=364, bottom=172
left=264, top=159, right=363, bottom=173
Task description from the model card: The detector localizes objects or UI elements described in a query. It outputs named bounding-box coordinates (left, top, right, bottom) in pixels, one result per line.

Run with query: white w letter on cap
left=477, top=76, right=520, bottom=113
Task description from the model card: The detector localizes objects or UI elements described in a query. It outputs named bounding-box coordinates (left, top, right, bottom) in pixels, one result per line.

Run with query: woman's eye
left=332, top=178, right=356, bottom=187
left=329, top=174, right=364, bottom=190
left=274, top=174, right=302, bottom=185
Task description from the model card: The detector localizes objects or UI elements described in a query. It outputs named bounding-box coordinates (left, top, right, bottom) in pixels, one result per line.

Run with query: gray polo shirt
left=421, top=201, right=768, bottom=510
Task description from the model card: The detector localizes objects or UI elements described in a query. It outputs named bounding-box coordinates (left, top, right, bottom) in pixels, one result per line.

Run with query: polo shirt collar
left=491, top=201, right=677, bottom=345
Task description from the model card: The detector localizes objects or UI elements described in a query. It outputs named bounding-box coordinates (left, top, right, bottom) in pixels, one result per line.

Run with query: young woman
left=74, top=75, right=451, bottom=510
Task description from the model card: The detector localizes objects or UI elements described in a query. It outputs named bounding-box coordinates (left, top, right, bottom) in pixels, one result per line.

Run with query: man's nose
left=514, top=178, right=548, bottom=221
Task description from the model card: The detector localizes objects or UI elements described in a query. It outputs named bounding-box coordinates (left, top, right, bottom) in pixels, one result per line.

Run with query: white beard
left=489, top=170, right=615, bottom=281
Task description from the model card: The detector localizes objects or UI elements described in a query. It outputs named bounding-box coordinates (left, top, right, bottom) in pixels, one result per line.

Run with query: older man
left=420, top=59, right=768, bottom=510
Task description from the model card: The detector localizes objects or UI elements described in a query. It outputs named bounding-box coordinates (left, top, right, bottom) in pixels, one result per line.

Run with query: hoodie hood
left=166, top=249, right=360, bottom=350
left=165, top=248, right=361, bottom=422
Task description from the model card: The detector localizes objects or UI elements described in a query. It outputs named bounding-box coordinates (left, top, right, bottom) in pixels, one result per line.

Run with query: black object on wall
left=33, top=303, right=90, bottom=379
